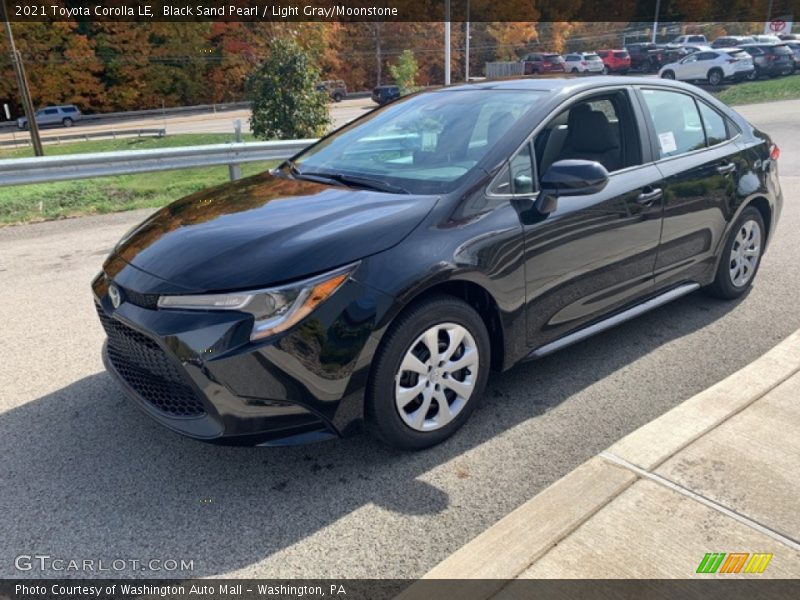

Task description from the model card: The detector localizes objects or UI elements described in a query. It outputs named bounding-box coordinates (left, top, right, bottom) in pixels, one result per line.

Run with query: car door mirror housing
left=540, top=159, right=610, bottom=201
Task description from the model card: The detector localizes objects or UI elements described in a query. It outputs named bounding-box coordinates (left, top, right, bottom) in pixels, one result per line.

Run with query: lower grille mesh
left=96, top=305, right=206, bottom=418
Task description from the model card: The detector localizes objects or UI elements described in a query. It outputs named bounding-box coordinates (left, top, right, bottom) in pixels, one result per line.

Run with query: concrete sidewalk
left=406, top=328, right=800, bottom=595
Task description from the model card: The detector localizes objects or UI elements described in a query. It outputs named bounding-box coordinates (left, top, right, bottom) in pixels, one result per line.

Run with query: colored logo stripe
left=744, top=553, right=773, bottom=573
left=696, top=552, right=773, bottom=574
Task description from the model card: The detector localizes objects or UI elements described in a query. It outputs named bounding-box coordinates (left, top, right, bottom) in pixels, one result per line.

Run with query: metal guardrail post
left=229, top=120, right=243, bottom=181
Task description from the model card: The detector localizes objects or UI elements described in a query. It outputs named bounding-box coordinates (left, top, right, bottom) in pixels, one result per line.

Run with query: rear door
left=513, top=88, right=665, bottom=349
left=636, top=87, right=746, bottom=289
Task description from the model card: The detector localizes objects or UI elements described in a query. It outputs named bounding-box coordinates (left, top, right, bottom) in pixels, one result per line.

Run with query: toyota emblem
left=109, top=283, right=122, bottom=308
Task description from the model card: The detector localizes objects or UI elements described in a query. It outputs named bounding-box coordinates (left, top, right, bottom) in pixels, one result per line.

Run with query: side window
left=682, top=54, right=698, bottom=64
left=641, top=89, right=706, bottom=158
left=44, top=108, right=59, bottom=115
left=489, top=143, right=535, bottom=196
left=510, top=144, right=535, bottom=194
left=697, top=52, right=717, bottom=61
left=697, top=101, right=729, bottom=146
left=534, top=91, right=642, bottom=175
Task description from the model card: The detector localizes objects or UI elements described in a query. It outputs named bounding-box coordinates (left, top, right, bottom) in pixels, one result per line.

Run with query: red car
left=520, top=52, right=565, bottom=75
left=596, top=49, right=631, bottom=74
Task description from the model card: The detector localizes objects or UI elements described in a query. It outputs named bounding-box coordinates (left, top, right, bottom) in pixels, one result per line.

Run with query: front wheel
left=661, top=70, right=675, bottom=80
left=366, top=295, right=490, bottom=450
left=602, top=65, right=609, bottom=75
left=705, top=207, right=766, bottom=300
left=62, top=117, right=73, bottom=127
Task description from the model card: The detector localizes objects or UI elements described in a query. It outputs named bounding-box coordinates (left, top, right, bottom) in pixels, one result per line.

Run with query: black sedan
left=93, top=77, right=782, bottom=450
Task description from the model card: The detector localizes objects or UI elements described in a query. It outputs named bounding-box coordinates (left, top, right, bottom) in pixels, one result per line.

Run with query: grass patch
left=712, top=74, right=800, bottom=105
left=0, top=134, right=276, bottom=224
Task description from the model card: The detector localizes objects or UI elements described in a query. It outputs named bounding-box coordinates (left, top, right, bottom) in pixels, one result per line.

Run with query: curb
left=400, top=328, right=800, bottom=596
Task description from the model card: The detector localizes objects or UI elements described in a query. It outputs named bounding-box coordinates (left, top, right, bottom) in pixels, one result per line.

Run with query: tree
left=246, top=36, right=330, bottom=140
left=389, top=50, right=419, bottom=93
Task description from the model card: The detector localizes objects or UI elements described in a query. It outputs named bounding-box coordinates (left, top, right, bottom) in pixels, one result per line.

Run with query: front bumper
left=92, top=267, right=392, bottom=446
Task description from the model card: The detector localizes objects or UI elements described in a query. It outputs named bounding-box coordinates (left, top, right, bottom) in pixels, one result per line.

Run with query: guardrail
left=0, top=139, right=315, bottom=187
left=0, top=128, right=166, bottom=148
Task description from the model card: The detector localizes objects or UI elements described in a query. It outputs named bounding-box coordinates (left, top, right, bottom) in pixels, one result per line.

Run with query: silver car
left=17, top=105, right=82, bottom=129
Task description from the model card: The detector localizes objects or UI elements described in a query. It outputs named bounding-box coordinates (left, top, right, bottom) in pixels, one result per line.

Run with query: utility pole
left=651, top=0, right=661, bottom=44
left=444, top=0, right=451, bottom=85
left=1, top=1, right=43, bottom=156
left=465, top=0, right=470, bottom=81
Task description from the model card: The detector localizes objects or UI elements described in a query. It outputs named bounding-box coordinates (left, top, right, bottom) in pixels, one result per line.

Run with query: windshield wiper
left=290, top=166, right=409, bottom=194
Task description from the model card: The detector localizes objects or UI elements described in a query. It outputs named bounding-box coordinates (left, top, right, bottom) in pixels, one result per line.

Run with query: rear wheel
left=62, top=117, right=73, bottom=127
left=602, top=65, right=609, bottom=75
left=705, top=207, right=765, bottom=300
left=366, top=295, right=490, bottom=450
left=661, top=70, right=675, bottom=80
left=332, top=92, right=343, bottom=102
left=707, top=68, right=723, bottom=85
left=571, top=68, right=579, bottom=74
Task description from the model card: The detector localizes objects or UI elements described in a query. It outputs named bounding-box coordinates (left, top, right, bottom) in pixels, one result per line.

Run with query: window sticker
left=658, top=131, right=677, bottom=154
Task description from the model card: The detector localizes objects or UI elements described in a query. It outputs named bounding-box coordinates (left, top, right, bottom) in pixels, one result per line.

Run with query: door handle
left=716, top=162, right=736, bottom=175
left=636, top=187, right=662, bottom=206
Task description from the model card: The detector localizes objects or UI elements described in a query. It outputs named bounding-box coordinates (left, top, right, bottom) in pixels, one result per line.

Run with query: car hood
left=111, top=171, right=438, bottom=292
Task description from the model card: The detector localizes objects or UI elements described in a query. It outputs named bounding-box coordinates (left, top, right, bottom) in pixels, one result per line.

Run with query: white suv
left=671, top=34, right=708, bottom=46
left=563, top=52, right=604, bottom=73
left=659, top=49, right=754, bottom=85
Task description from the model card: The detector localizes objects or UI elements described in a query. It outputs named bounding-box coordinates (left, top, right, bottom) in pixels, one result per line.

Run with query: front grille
left=96, top=305, right=206, bottom=418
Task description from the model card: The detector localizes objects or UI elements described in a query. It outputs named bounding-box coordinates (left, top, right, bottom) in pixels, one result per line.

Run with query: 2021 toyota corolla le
left=93, top=77, right=782, bottom=450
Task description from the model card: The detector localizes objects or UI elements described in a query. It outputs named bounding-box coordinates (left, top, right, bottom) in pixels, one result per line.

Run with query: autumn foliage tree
left=246, top=36, right=330, bottom=140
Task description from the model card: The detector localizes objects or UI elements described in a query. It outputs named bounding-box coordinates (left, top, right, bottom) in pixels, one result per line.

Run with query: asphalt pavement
left=0, top=99, right=798, bottom=579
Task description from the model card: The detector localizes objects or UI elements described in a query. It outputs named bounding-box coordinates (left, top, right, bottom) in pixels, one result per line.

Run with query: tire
left=661, top=70, right=675, bottom=80
left=602, top=65, right=609, bottom=75
left=366, top=295, right=491, bottom=450
left=62, top=118, right=73, bottom=127
left=705, top=207, right=766, bottom=300
left=332, top=93, right=343, bottom=102
left=571, top=68, right=579, bottom=74
left=707, top=69, right=723, bottom=86
left=746, top=68, right=758, bottom=81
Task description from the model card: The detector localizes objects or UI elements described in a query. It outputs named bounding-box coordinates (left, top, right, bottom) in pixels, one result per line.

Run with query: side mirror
left=540, top=159, right=609, bottom=201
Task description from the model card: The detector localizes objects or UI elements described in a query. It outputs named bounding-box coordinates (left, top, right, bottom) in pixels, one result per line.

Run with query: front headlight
left=157, top=263, right=357, bottom=341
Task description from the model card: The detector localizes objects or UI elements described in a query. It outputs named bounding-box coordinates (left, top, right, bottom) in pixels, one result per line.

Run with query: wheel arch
left=395, top=279, right=506, bottom=372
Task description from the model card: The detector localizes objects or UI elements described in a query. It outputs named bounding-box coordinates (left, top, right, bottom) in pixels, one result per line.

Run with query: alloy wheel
left=729, top=219, right=762, bottom=288
left=394, top=323, right=479, bottom=432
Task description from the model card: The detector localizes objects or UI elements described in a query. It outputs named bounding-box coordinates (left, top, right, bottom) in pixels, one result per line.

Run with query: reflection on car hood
left=112, top=171, right=437, bottom=292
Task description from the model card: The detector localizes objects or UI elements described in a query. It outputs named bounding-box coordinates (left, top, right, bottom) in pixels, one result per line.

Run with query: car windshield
left=585, top=54, right=600, bottom=60
left=294, top=89, right=544, bottom=194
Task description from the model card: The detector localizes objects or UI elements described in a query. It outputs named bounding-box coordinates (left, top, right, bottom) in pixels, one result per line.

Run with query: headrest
left=488, top=111, right=515, bottom=145
left=568, top=109, right=619, bottom=153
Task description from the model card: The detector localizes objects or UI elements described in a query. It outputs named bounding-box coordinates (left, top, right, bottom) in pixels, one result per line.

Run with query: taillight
left=543, top=61, right=551, bottom=67
left=581, top=61, right=587, bottom=65
left=767, top=54, right=777, bottom=61
left=770, top=144, right=780, bottom=160
left=727, top=58, right=738, bottom=63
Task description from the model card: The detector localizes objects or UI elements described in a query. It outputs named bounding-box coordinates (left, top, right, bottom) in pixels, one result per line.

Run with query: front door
left=516, top=90, right=665, bottom=349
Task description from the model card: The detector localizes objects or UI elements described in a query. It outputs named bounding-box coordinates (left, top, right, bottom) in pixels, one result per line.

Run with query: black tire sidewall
left=366, top=296, right=491, bottom=450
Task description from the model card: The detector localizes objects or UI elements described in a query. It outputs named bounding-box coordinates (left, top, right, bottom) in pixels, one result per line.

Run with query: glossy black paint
left=93, top=77, right=782, bottom=445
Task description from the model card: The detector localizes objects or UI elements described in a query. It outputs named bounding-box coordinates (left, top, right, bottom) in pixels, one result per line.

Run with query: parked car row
left=514, top=33, right=798, bottom=89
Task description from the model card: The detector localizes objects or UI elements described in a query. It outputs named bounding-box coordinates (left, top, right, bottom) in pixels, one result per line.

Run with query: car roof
left=443, top=76, right=705, bottom=94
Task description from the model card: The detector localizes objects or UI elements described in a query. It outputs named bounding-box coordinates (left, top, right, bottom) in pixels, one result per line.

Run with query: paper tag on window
left=658, top=131, right=677, bottom=154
